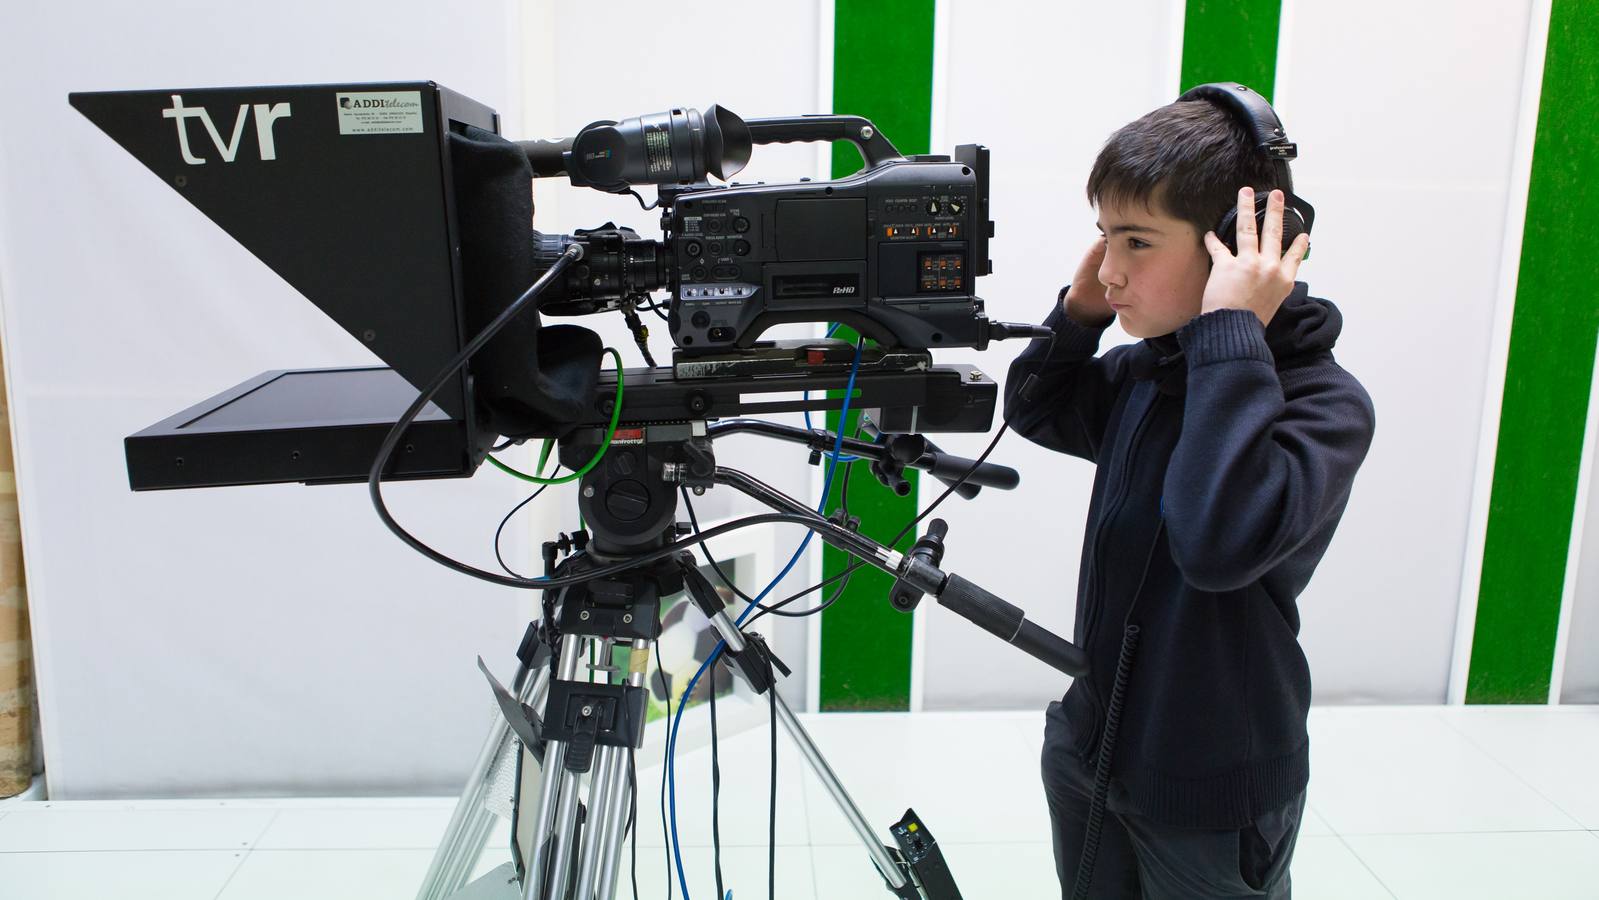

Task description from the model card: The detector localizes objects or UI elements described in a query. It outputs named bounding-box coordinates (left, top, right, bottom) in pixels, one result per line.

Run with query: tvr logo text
left=162, top=94, right=292, bottom=165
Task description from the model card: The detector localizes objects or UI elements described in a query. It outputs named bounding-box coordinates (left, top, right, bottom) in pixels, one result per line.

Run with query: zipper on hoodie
left=1081, top=387, right=1161, bottom=685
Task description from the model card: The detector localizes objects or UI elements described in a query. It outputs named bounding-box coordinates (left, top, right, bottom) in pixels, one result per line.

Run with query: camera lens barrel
left=530, top=228, right=669, bottom=313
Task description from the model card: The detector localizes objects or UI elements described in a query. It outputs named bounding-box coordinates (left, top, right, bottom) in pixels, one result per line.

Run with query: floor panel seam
left=1431, top=708, right=1591, bottom=829
left=211, top=808, right=280, bottom=900
left=1331, top=831, right=1399, bottom=900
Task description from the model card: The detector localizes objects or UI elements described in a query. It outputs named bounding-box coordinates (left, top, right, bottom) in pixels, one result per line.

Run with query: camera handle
left=746, top=114, right=905, bottom=169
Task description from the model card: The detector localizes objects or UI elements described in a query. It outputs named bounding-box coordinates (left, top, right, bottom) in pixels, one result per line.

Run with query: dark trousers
left=1042, top=701, right=1305, bottom=899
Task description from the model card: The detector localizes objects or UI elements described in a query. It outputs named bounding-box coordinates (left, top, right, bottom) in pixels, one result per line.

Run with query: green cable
left=487, top=348, right=625, bottom=485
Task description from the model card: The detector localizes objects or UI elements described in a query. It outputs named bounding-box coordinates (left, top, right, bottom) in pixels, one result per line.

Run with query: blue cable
left=804, top=323, right=859, bottom=461
left=665, top=339, right=864, bottom=900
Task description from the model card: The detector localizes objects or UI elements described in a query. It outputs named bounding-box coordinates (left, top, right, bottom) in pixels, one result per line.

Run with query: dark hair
left=1086, top=99, right=1278, bottom=239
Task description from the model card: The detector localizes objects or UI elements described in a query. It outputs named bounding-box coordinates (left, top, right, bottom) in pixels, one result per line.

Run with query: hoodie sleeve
left=1002, top=292, right=1130, bottom=464
left=1162, top=308, right=1375, bottom=593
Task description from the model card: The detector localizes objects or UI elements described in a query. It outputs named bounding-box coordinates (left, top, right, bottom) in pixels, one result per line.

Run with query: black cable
left=681, top=490, right=772, bottom=609
left=681, top=489, right=853, bottom=624
left=656, top=642, right=674, bottom=900
left=368, top=245, right=581, bottom=578
left=622, top=303, right=658, bottom=367
left=635, top=294, right=672, bottom=323
left=1070, top=520, right=1165, bottom=900
left=1072, top=624, right=1140, bottom=900
left=838, top=448, right=856, bottom=519
left=628, top=744, right=640, bottom=900
left=493, top=468, right=559, bottom=579
left=492, top=437, right=519, bottom=452
left=709, top=665, right=725, bottom=900
left=627, top=189, right=660, bottom=211
left=766, top=651, right=777, bottom=900
left=741, top=564, right=854, bottom=627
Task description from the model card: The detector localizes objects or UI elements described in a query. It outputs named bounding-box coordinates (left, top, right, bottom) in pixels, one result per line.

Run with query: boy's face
left=1095, top=194, right=1212, bottom=338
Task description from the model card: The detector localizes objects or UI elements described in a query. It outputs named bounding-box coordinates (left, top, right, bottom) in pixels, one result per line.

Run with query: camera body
left=665, top=146, right=993, bottom=353
left=523, top=108, right=999, bottom=357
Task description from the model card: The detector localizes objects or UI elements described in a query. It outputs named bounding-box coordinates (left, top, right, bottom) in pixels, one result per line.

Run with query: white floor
left=1, top=706, right=1597, bottom=899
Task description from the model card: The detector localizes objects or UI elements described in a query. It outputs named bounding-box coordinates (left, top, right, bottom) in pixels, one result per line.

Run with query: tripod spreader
left=705, top=467, right=1089, bottom=678
left=680, top=561, right=791, bottom=693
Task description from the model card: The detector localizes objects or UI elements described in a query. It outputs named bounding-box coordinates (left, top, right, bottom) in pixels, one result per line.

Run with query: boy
left=1004, top=96, right=1375, bottom=898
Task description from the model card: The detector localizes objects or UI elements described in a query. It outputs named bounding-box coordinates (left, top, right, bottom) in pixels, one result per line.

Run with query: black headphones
left=1176, top=82, right=1315, bottom=256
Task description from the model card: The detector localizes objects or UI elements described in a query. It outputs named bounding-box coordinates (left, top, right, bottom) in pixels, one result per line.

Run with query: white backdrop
left=1563, top=412, right=1599, bottom=702
left=0, top=0, right=546, bottom=798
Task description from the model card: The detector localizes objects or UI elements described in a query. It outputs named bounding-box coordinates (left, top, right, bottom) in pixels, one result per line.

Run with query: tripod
left=413, top=418, right=1088, bottom=900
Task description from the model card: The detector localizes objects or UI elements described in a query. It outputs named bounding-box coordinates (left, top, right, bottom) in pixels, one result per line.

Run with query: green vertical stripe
left=1179, top=0, right=1283, bottom=99
left=1468, top=1, right=1598, bottom=704
left=818, top=0, right=934, bottom=711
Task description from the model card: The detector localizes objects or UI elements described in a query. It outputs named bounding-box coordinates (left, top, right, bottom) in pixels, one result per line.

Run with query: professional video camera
left=72, top=81, right=1086, bottom=900
left=515, top=105, right=1013, bottom=353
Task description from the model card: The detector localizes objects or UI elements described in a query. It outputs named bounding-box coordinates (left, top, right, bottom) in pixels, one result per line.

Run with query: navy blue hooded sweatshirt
left=1004, top=283, right=1374, bottom=829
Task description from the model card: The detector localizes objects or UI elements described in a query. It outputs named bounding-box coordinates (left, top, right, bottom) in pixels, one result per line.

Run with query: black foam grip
left=938, top=575, right=1089, bottom=677
left=938, top=573, right=1025, bottom=642
left=1013, top=621, right=1090, bottom=678
left=920, top=453, right=1020, bottom=490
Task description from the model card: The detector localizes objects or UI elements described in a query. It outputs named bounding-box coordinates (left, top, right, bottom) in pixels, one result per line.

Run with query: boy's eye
left=1127, top=238, right=1149, bottom=249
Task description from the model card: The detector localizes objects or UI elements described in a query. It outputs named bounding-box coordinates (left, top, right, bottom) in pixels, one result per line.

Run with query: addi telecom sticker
left=335, top=91, right=424, bottom=135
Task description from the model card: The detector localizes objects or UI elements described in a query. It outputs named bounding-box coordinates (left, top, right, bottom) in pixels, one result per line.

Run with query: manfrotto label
left=335, top=91, right=424, bottom=135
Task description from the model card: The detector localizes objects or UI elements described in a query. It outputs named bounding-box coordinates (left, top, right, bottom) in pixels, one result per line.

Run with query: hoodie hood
left=1128, top=282, right=1342, bottom=395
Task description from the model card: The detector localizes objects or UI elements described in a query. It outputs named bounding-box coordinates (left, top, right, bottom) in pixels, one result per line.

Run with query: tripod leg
left=540, top=760, right=584, bottom=900
left=688, top=592, right=914, bottom=896
left=417, top=662, right=549, bottom=900
left=595, top=638, right=651, bottom=900
left=773, top=693, right=912, bottom=894
left=571, top=636, right=618, bottom=900
left=522, top=633, right=584, bottom=900
left=572, top=744, right=618, bottom=899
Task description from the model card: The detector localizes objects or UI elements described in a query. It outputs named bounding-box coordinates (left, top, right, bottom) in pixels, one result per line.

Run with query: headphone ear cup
left=1221, top=194, right=1309, bottom=257
left=1215, top=207, right=1240, bottom=256
left=1279, top=203, right=1308, bottom=258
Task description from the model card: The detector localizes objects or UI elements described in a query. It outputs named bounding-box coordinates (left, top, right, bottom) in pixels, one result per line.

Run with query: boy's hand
left=1201, top=187, right=1311, bottom=327
left=1062, top=237, right=1115, bottom=326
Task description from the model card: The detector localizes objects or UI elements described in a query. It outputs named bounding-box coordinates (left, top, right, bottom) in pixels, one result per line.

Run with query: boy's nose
left=1098, top=257, right=1126, bottom=289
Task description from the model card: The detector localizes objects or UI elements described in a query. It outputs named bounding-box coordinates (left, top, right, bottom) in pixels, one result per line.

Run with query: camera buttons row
left=681, top=284, right=758, bottom=300
left=885, top=224, right=961, bottom=239
left=683, top=239, right=751, bottom=257
left=704, top=216, right=751, bottom=235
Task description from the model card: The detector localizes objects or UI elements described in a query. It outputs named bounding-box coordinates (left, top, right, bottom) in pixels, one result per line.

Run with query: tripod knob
left=604, top=480, right=651, bottom=520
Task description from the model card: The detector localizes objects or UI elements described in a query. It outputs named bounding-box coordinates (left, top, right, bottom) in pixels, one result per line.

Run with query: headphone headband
left=1176, top=82, right=1297, bottom=192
